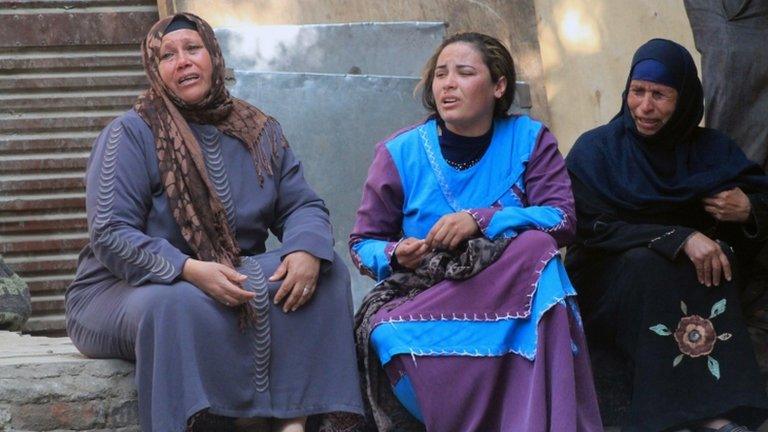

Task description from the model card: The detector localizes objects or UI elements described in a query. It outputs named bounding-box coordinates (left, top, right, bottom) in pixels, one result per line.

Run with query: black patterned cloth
left=351, top=237, right=510, bottom=431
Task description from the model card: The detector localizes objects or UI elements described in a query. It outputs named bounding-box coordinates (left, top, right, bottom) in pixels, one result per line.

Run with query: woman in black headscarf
left=566, top=38, right=768, bottom=432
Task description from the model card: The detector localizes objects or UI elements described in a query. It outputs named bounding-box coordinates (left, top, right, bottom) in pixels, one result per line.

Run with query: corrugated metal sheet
left=0, top=0, right=158, bottom=334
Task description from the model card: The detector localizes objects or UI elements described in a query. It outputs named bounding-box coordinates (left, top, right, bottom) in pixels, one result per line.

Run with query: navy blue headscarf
left=567, top=38, right=768, bottom=214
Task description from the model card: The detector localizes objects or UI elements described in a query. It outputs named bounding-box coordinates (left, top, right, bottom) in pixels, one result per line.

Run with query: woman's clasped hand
left=182, top=259, right=253, bottom=307
left=395, top=212, right=480, bottom=269
left=270, top=251, right=321, bottom=313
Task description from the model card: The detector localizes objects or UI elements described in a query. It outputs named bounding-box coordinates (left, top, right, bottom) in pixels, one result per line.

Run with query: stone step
left=0, top=91, right=137, bottom=113
left=0, top=231, right=89, bottom=255
left=0, top=49, right=141, bottom=72
left=4, top=252, right=80, bottom=275
left=0, top=192, right=85, bottom=213
left=23, top=313, right=67, bottom=334
left=0, top=71, right=147, bottom=92
left=0, top=132, right=97, bottom=154
left=0, top=0, right=157, bottom=340
left=0, top=0, right=156, bottom=10
left=31, top=293, right=66, bottom=314
left=23, top=273, right=76, bottom=295
left=0, top=152, right=90, bottom=173
left=215, top=21, right=446, bottom=77
left=0, top=212, right=88, bottom=234
left=0, top=332, right=138, bottom=430
left=0, top=172, right=85, bottom=193
left=0, top=111, right=119, bottom=133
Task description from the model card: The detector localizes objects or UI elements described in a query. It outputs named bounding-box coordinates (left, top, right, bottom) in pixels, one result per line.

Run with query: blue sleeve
left=351, top=238, right=400, bottom=281
left=484, top=129, right=575, bottom=246
left=485, top=206, right=566, bottom=240
left=86, top=118, right=189, bottom=286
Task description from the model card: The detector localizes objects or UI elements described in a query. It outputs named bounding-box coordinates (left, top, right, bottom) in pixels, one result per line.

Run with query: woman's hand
left=270, top=251, right=321, bottom=313
left=425, top=212, right=480, bottom=250
left=702, top=187, right=752, bottom=222
left=394, top=237, right=429, bottom=270
left=682, top=232, right=732, bottom=287
left=182, top=259, right=255, bottom=306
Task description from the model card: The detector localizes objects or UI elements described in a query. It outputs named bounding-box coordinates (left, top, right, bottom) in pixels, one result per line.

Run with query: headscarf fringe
left=134, top=12, right=286, bottom=329
left=249, top=116, right=288, bottom=186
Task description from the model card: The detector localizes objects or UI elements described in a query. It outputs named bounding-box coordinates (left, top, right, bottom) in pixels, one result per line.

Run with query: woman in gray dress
left=64, top=13, right=363, bottom=432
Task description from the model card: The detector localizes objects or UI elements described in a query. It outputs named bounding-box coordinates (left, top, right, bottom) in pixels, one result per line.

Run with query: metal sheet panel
left=230, top=71, right=531, bottom=305
left=230, top=70, right=427, bottom=304
left=0, top=0, right=157, bottom=334
left=215, top=22, right=446, bottom=76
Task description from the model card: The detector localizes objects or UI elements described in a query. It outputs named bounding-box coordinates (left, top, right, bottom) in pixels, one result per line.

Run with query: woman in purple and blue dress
left=350, top=32, right=602, bottom=431
left=65, top=13, right=362, bottom=432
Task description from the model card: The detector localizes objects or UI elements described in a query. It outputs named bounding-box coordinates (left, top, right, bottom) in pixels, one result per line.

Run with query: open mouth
left=637, top=118, right=659, bottom=128
left=178, top=74, right=200, bottom=86
left=441, top=96, right=459, bottom=107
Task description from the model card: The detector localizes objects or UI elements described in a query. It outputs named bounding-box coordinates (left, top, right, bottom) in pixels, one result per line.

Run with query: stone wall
left=0, top=333, right=138, bottom=431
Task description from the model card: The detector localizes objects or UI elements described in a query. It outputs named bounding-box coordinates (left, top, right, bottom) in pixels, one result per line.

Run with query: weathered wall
left=534, top=0, right=698, bottom=151
left=169, top=0, right=551, bottom=124
left=0, top=0, right=158, bottom=335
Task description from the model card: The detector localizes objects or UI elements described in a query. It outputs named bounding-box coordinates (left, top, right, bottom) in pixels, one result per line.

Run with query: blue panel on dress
left=392, top=374, right=425, bottom=423
left=385, top=115, right=543, bottom=239
left=371, top=257, right=577, bottom=365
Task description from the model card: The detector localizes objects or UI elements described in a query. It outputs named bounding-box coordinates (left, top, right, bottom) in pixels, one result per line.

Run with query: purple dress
left=65, top=110, right=363, bottom=432
left=350, top=116, right=603, bottom=431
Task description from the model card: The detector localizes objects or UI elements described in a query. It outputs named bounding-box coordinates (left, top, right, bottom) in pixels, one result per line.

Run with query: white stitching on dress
left=376, top=249, right=561, bottom=324
left=648, top=229, right=676, bottom=245
left=463, top=209, right=488, bottom=235
left=92, top=122, right=175, bottom=281
left=240, top=256, right=271, bottom=392
left=96, top=228, right=175, bottom=280
left=407, top=344, right=537, bottom=362
left=200, top=130, right=237, bottom=232
left=537, top=207, right=567, bottom=233
left=377, top=248, right=577, bottom=363
left=419, top=125, right=465, bottom=212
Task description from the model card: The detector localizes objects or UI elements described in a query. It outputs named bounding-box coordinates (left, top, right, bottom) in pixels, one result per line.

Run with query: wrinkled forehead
left=628, top=79, right=677, bottom=94
left=159, top=28, right=203, bottom=50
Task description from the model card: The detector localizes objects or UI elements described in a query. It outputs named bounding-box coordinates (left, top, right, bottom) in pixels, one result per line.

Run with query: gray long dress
left=685, top=0, right=768, bottom=168
left=65, top=110, right=364, bottom=432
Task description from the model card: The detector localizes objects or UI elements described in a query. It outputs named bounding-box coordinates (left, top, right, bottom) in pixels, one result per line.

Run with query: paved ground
left=0, top=331, right=766, bottom=431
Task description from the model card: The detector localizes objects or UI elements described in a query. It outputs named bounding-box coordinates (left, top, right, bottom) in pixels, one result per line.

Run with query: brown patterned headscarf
left=135, top=13, right=284, bottom=325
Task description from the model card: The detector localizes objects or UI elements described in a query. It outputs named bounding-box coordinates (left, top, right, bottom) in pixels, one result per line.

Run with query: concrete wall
left=169, top=0, right=699, bottom=154
left=169, top=0, right=552, bottom=124
left=534, top=0, right=698, bottom=152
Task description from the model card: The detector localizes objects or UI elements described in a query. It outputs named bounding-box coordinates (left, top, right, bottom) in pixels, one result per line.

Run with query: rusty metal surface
left=0, top=12, right=156, bottom=48
left=0, top=0, right=157, bottom=334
